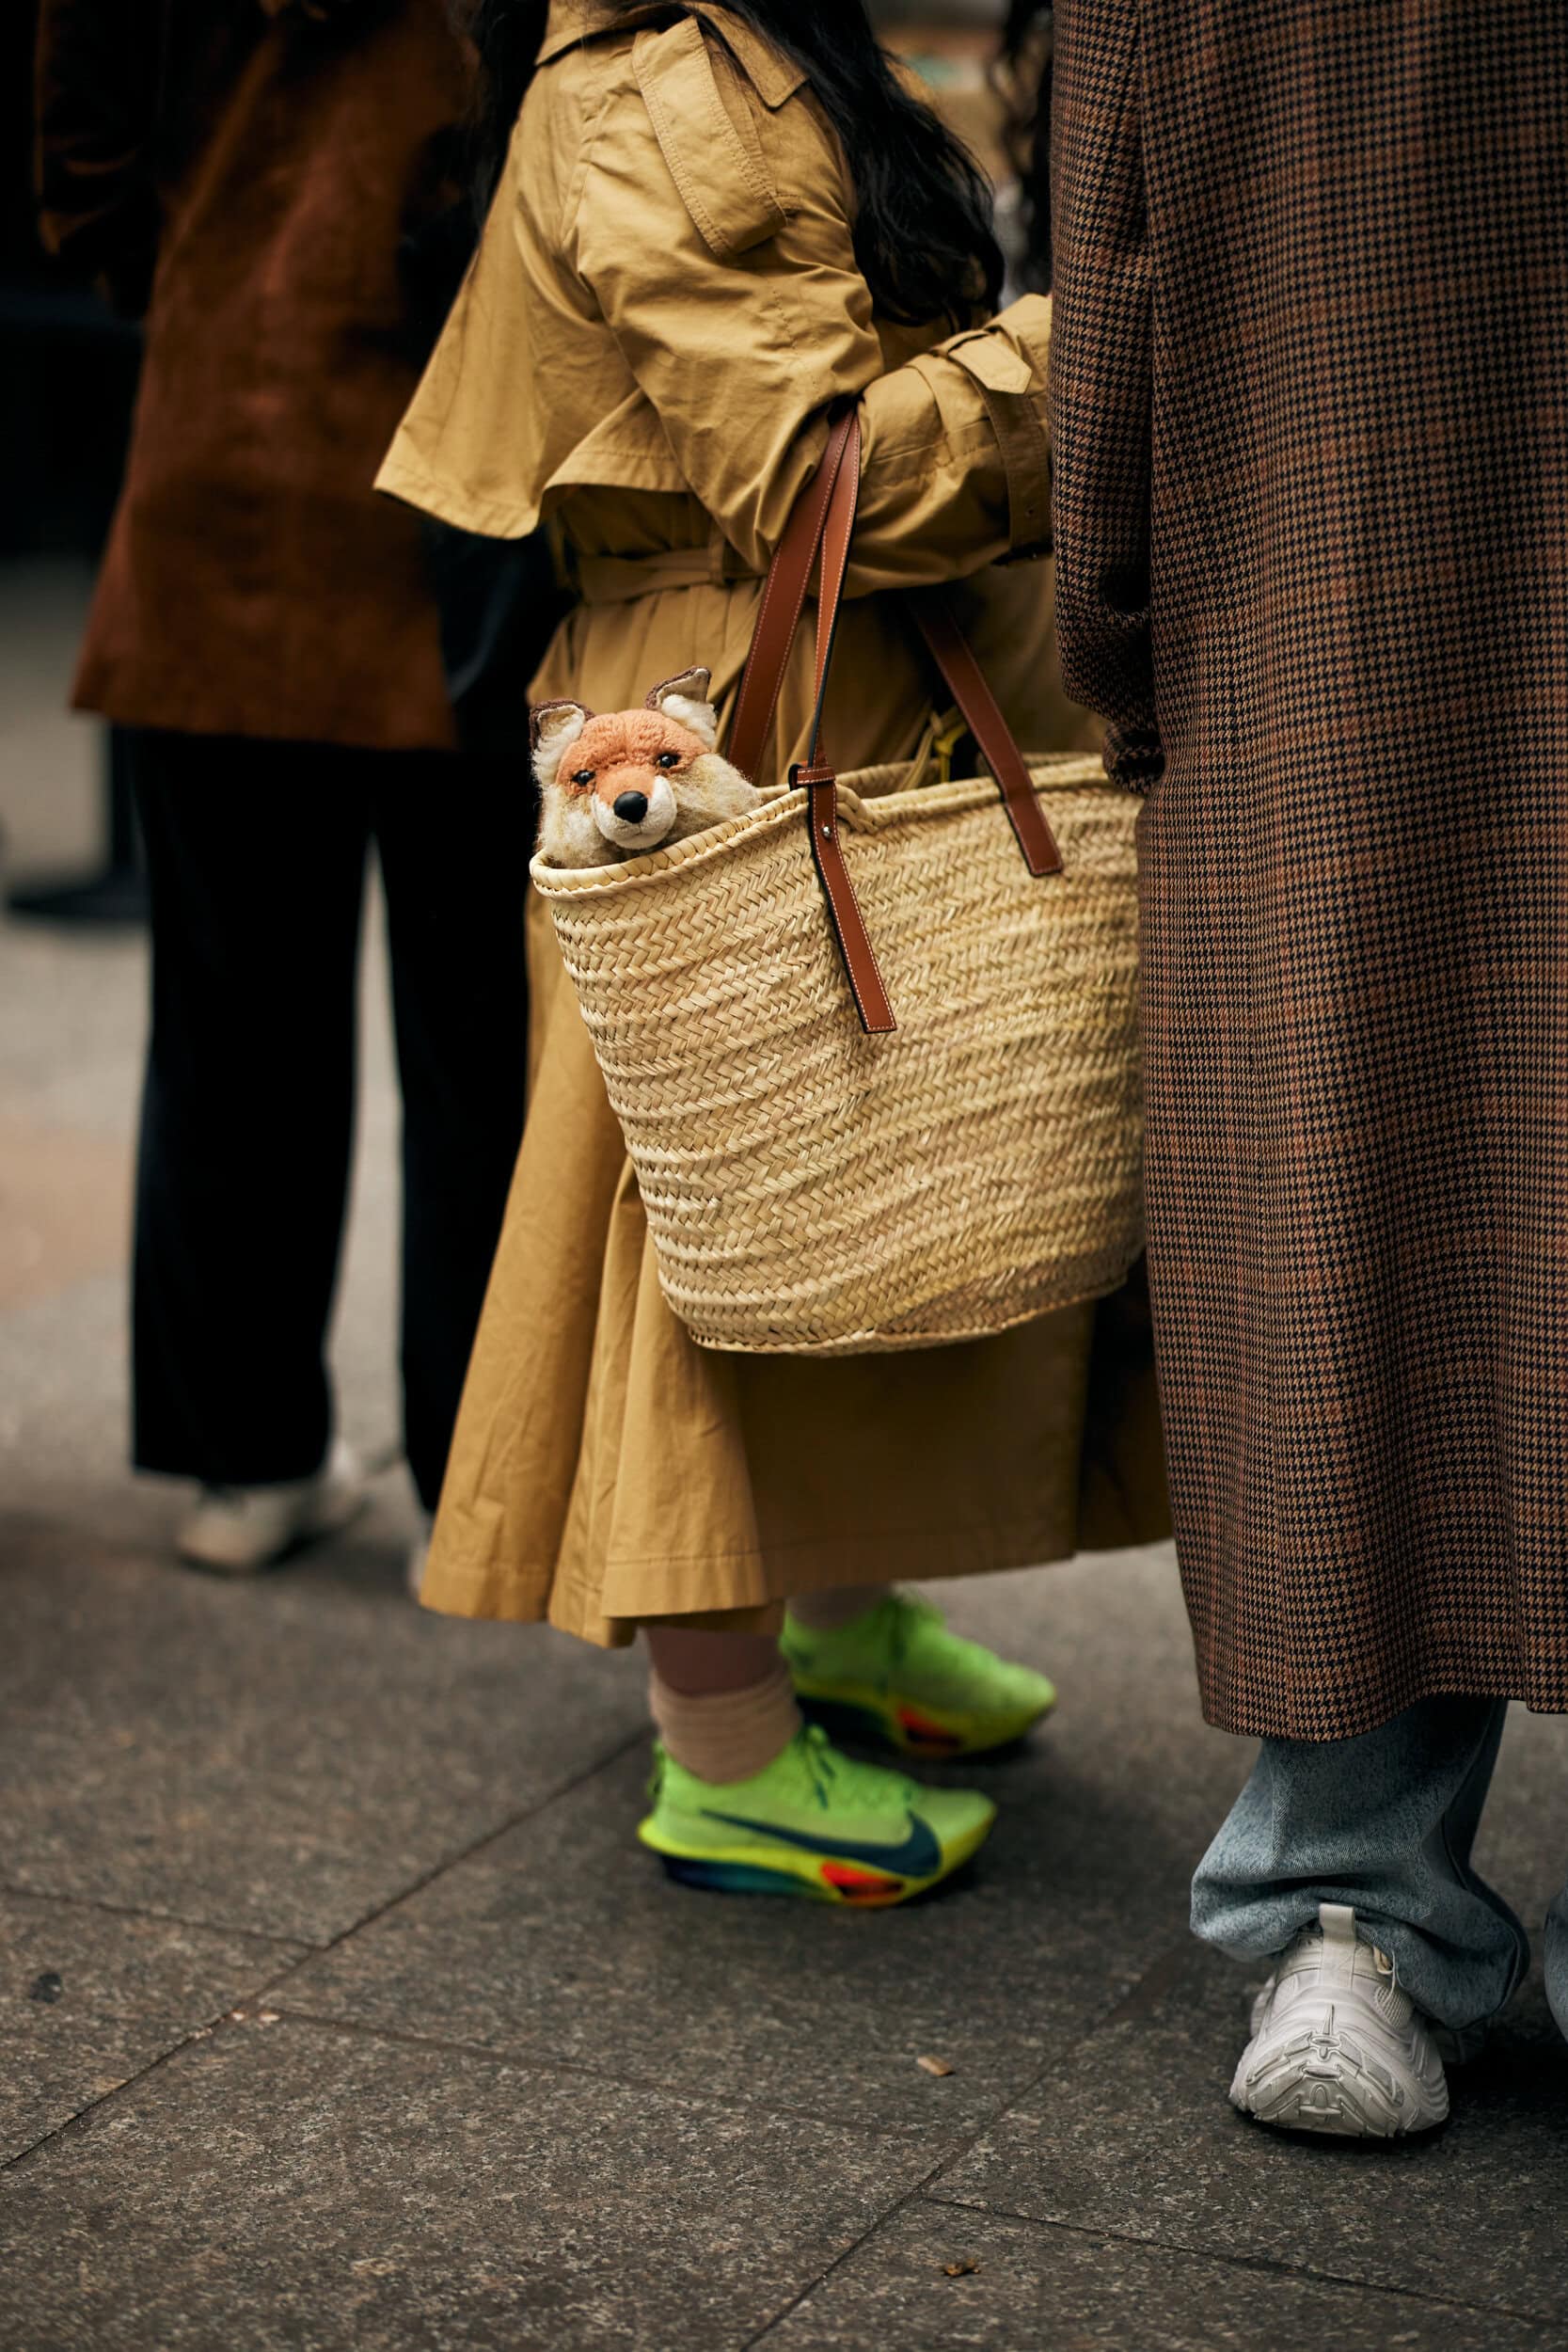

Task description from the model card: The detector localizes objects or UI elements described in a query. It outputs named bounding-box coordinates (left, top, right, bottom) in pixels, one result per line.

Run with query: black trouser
left=131, top=730, right=530, bottom=1511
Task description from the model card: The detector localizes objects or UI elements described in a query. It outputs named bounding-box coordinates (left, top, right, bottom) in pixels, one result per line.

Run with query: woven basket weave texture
left=531, top=754, right=1144, bottom=1356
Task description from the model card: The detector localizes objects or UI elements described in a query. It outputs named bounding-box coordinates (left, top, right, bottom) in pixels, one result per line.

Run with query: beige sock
left=786, top=1582, right=887, bottom=1633
left=649, top=1660, right=801, bottom=1785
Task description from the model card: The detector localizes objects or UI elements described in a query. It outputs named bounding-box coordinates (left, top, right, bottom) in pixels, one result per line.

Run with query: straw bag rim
left=686, top=1247, right=1146, bottom=1357
left=530, top=749, right=1117, bottom=904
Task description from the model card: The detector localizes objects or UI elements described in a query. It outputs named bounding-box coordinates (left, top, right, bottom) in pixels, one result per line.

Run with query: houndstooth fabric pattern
left=1051, top=0, right=1568, bottom=1740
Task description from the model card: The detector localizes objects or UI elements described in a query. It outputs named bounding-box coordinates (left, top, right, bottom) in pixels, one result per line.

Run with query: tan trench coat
left=380, top=0, right=1167, bottom=1645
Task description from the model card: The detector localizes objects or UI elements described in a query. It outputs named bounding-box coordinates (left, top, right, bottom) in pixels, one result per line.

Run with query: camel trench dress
left=379, top=0, right=1167, bottom=1645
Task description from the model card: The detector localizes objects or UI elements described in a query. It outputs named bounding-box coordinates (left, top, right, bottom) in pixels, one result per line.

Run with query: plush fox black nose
left=613, top=790, right=649, bottom=823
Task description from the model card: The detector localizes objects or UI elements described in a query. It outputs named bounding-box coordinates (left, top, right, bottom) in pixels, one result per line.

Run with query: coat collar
left=537, top=1, right=807, bottom=108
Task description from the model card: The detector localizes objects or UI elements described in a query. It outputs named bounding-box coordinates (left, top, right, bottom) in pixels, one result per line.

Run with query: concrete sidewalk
left=4, top=567, right=1568, bottom=2350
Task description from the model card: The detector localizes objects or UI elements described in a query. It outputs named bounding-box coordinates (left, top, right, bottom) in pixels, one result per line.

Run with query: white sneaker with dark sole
left=177, top=1438, right=367, bottom=1575
left=1230, top=1901, right=1449, bottom=2139
left=406, top=1511, right=434, bottom=1600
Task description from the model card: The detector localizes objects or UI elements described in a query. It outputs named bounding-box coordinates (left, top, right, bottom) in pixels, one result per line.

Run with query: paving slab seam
left=1, top=1736, right=652, bottom=2181
left=260, top=1724, right=654, bottom=1978
left=916, top=2194, right=1567, bottom=2330
left=1085, top=1937, right=1192, bottom=2030
left=740, top=2163, right=959, bottom=2346
left=0, top=1878, right=311, bottom=1950
left=736, top=2010, right=1081, bottom=2349
left=870, top=1937, right=1196, bottom=2215
left=225, top=2001, right=987, bottom=2150
left=1, top=1724, right=655, bottom=1963
left=1, top=1963, right=320, bottom=2180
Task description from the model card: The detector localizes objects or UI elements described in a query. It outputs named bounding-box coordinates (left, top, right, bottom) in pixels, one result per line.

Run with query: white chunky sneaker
left=405, top=1511, right=434, bottom=1600
left=177, top=1438, right=366, bottom=1575
left=1230, top=1901, right=1449, bottom=2138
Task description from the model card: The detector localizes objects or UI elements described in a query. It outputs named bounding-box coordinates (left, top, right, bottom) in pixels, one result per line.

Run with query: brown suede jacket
left=36, top=0, right=469, bottom=750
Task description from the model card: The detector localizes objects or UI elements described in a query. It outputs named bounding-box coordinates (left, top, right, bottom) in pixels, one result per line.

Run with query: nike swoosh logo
left=700, top=1809, right=942, bottom=1878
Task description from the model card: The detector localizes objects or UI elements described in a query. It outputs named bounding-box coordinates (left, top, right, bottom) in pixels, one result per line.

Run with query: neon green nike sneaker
left=637, top=1724, right=995, bottom=1905
left=782, top=1591, right=1057, bottom=1759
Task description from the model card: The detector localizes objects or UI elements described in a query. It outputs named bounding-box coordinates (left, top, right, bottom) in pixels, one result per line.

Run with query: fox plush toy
left=531, top=667, right=764, bottom=867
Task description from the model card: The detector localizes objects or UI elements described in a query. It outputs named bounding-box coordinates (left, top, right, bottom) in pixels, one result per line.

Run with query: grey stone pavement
left=3, top=558, right=1568, bottom=2350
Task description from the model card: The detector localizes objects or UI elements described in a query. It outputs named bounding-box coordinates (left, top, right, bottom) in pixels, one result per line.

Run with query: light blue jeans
left=1192, top=1696, right=1567, bottom=2036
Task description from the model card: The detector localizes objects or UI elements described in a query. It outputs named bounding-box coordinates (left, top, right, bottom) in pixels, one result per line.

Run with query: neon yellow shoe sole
left=789, top=1675, right=1056, bottom=1760
left=782, top=1594, right=1059, bottom=1759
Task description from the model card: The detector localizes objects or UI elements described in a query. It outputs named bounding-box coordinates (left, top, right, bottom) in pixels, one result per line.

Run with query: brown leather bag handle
left=791, top=410, right=900, bottom=1035
left=726, top=405, right=857, bottom=785
left=730, top=411, right=1062, bottom=1035
left=902, top=589, right=1064, bottom=879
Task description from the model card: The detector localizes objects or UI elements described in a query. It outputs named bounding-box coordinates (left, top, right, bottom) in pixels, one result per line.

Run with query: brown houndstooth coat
left=1051, top=0, right=1568, bottom=1741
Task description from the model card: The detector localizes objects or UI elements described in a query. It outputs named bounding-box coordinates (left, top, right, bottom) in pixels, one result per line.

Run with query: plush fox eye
left=656, top=750, right=681, bottom=769
left=571, top=768, right=594, bottom=786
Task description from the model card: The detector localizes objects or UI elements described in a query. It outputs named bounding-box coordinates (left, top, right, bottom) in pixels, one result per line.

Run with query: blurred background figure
left=995, top=2, right=1051, bottom=289
left=32, top=0, right=539, bottom=1579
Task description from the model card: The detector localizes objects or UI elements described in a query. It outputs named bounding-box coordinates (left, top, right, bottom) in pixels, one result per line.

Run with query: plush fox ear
left=530, top=699, right=591, bottom=789
left=645, top=667, right=718, bottom=750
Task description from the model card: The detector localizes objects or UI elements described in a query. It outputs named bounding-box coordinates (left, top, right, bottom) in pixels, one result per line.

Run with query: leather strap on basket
left=902, top=589, right=1063, bottom=877
left=800, top=762, right=895, bottom=1035
left=727, top=407, right=856, bottom=787
left=793, top=418, right=897, bottom=1034
left=731, top=410, right=1060, bottom=1035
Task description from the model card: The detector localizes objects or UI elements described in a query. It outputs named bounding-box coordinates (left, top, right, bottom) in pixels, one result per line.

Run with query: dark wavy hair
left=464, top=0, right=1005, bottom=326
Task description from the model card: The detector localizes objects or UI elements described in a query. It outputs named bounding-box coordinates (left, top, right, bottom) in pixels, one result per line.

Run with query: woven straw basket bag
left=531, top=413, right=1143, bottom=1356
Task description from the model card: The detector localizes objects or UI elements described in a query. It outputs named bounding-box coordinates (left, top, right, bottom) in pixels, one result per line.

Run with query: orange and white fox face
left=531, top=668, right=761, bottom=866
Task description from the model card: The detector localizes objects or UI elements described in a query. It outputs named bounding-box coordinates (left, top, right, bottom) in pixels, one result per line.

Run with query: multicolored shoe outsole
left=637, top=1813, right=993, bottom=1907
left=653, top=1853, right=914, bottom=1905
left=793, top=1684, right=1052, bottom=1761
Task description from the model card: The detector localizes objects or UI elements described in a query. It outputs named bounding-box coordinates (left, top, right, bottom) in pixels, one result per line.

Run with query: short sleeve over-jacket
left=378, top=0, right=1057, bottom=591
